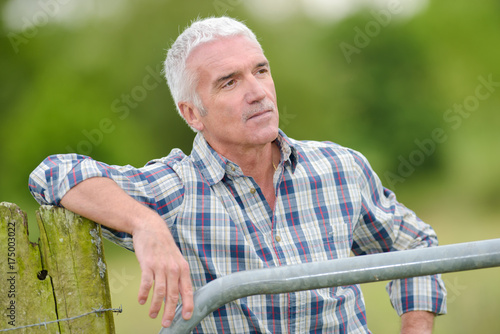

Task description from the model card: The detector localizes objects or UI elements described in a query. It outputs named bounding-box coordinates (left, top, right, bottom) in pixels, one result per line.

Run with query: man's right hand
left=60, top=177, right=194, bottom=327
left=132, top=217, right=194, bottom=327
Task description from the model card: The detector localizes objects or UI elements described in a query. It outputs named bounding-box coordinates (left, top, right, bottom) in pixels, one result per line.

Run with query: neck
left=216, top=140, right=280, bottom=209
left=221, top=141, right=278, bottom=179
left=205, top=136, right=280, bottom=187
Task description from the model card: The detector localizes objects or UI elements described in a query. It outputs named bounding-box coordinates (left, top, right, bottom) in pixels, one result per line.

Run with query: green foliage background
left=1, top=0, right=499, bottom=332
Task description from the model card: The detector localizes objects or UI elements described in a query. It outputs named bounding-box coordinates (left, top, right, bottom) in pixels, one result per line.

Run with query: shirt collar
left=190, top=129, right=298, bottom=186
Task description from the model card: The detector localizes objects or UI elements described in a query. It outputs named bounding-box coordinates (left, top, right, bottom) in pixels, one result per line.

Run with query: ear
left=178, top=101, right=204, bottom=132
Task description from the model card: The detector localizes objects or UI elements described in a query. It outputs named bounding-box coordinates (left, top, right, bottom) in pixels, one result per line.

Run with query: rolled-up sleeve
left=350, top=150, right=447, bottom=316
left=29, top=154, right=88, bottom=206
left=29, top=154, right=156, bottom=207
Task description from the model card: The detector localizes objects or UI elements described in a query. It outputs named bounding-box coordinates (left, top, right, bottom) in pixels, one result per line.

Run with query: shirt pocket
left=304, top=217, right=352, bottom=262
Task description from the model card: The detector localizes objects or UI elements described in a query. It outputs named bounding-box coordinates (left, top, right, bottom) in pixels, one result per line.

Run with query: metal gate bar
left=160, top=239, right=500, bottom=333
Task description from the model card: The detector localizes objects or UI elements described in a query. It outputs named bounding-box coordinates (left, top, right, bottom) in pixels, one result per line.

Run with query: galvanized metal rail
left=159, top=239, right=500, bottom=333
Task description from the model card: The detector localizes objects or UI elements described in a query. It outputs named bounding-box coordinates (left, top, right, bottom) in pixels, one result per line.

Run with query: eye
left=256, top=68, right=269, bottom=75
left=222, top=79, right=236, bottom=89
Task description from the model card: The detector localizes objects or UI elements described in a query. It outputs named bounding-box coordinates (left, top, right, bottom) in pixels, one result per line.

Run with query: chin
left=249, top=125, right=279, bottom=145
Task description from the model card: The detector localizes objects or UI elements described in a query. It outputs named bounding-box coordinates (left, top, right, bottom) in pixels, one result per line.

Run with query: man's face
left=182, top=35, right=279, bottom=154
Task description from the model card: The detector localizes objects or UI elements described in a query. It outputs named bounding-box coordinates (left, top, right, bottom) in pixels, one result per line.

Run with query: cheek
left=214, top=98, right=244, bottom=119
left=205, top=102, right=243, bottom=128
left=265, top=80, right=277, bottom=101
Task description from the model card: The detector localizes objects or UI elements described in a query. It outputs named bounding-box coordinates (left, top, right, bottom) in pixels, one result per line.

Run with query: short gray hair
left=164, top=16, right=260, bottom=127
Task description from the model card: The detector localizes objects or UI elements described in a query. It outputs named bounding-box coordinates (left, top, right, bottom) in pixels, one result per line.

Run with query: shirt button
left=275, top=235, right=281, bottom=242
left=250, top=188, right=256, bottom=194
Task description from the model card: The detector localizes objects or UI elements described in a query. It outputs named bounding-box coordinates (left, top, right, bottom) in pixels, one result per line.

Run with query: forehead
left=186, top=35, right=267, bottom=82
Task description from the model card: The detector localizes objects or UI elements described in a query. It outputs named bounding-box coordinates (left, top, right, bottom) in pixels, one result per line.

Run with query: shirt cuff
left=386, top=274, right=447, bottom=316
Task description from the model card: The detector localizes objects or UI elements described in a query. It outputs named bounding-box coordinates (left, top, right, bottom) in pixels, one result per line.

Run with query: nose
left=244, top=75, right=267, bottom=104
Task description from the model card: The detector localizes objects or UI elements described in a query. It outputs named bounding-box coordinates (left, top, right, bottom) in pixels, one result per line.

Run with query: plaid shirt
left=29, top=130, right=446, bottom=333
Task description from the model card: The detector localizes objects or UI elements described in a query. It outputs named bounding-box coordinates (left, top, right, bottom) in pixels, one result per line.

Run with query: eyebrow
left=214, top=71, right=239, bottom=88
left=213, top=61, right=270, bottom=89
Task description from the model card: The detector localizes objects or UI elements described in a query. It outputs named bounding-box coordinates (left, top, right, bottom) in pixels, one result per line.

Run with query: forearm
left=400, top=311, right=435, bottom=334
left=60, top=176, right=161, bottom=235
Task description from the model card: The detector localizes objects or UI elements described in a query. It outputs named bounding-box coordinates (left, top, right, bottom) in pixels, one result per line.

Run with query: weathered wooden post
left=1, top=202, right=57, bottom=333
left=1, top=202, right=116, bottom=333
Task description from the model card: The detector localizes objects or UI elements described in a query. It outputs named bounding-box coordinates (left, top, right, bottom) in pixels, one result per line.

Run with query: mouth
left=246, top=108, right=274, bottom=121
left=250, top=110, right=271, bottom=119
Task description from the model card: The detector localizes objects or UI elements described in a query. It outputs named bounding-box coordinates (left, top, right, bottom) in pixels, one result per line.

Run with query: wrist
left=400, top=311, right=434, bottom=334
left=129, top=209, right=167, bottom=235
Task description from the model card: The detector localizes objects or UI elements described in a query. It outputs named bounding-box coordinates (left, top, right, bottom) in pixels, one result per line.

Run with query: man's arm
left=60, top=177, right=193, bottom=328
left=400, top=311, right=434, bottom=334
left=349, top=149, right=447, bottom=323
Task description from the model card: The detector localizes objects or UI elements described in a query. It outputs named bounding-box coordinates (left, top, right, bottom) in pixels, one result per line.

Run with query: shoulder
left=290, top=137, right=369, bottom=170
left=114, top=148, right=190, bottom=192
left=290, top=138, right=380, bottom=191
left=141, top=148, right=192, bottom=178
left=146, top=148, right=188, bottom=167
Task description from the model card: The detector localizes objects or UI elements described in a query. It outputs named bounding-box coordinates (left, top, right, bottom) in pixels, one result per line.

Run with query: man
left=29, top=16, right=446, bottom=333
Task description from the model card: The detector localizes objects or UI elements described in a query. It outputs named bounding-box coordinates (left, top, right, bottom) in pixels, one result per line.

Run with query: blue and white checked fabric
left=29, top=130, right=446, bottom=333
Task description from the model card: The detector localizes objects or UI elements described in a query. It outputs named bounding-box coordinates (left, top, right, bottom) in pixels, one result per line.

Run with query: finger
left=161, top=268, right=180, bottom=327
left=150, top=274, right=167, bottom=320
left=138, top=269, right=154, bottom=305
left=179, top=265, right=194, bottom=320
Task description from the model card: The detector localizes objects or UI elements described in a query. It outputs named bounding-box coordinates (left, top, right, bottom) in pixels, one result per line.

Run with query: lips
left=245, top=102, right=275, bottom=121
left=248, top=109, right=273, bottom=120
